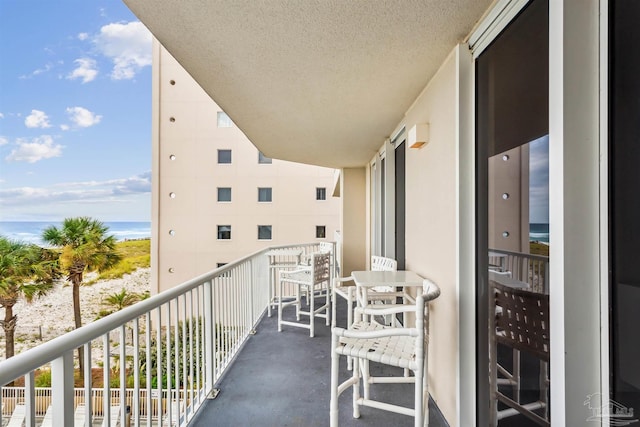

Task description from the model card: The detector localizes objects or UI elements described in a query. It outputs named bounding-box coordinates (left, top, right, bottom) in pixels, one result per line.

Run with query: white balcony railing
left=489, top=248, right=549, bottom=293
left=0, top=243, right=330, bottom=427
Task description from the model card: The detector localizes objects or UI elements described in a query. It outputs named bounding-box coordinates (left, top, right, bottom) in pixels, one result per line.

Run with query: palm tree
left=97, top=288, right=148, bottom=318
left=0, top=236, right=58, bottom=360
left=41, top=217, right=121, bottom=376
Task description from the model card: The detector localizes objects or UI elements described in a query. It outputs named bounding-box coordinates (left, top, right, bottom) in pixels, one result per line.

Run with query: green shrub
left=89, top=239, right=151, bottom=282
left=35, top=370, right=52, bottom=387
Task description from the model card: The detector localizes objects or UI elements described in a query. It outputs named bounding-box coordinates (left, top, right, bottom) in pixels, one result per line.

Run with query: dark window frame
left=218, top=149, right=232, bottom=164
left=217, top=187, right=232, bottom=202
left=217, top=225, right=231, bottom=240
left=258, top=187, right=273, bottom=202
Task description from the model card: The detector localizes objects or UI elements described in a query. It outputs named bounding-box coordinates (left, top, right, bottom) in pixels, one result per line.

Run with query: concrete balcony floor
left=189, top=296, right=449, bottom=426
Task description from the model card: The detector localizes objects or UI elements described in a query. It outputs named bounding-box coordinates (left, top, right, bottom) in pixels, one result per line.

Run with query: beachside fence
left=1, top=387, right=193, bottom=421
left=0, top=242, right=333, bottom=427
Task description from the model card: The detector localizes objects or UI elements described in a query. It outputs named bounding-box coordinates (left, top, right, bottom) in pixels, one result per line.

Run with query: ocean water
left=0, top=221, right=151, bottom=246
left=530, top=223, right=549, bottom=243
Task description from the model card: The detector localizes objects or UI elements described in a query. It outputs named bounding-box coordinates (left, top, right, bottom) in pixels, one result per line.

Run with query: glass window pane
left=258, top=152, right=272, bottom=164
left=217, top=111, right=233, bottom=128
left=217, top=225, right=231, bottom=240
left=476, top=1, right=549, bottom=424
left=316, top=226, right=326, bottom=239
left=258, top=187, right=272, bottom=202
left=218, top=149, right=232, bottom=164
left=258, top=225, right=272, bottom=240
left=217, top=187, right=231, bottom=202
left=316, top=187, right=326, bottom=200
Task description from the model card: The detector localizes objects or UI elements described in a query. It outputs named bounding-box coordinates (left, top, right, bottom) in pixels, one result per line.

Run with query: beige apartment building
left=151, top=41, right=340, bottom=293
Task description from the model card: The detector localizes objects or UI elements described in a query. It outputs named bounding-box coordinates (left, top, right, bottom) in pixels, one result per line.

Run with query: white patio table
left=351, top=270, right=424, bottom=324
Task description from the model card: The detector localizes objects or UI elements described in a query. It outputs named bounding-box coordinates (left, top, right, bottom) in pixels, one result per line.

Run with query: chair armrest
left=355, top=304, right=417, bottom=317
left=334, top=276, right=354, bottom=286
left=333, top=325, right=418, bottom=339
left=280, top=267, right=311, bottom=276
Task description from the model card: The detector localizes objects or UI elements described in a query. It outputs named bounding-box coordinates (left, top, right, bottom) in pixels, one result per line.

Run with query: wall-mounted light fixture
left=408, top=123, right=429, bottom=149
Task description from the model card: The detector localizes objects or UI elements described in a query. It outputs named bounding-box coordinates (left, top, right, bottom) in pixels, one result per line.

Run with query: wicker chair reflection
left=278, top=251, right=331, bottom=337
left=491, top=282, right=550, bottom=426
left=330, top=279, right=440, bottom=427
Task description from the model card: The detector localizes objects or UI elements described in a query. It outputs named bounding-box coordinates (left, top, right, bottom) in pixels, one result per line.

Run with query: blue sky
left=529, top=135, right=549, bottom=224
left=0, top=1, right=152, bottom=221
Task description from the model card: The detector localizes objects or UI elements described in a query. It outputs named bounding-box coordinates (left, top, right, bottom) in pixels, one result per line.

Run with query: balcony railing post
left=249, top=259, right=256, bottom=326
left=204, top=280, right=215, bottom=393
left=51, top=351, right=74, bottom=426
left=24, top=371, right=35, bottom=427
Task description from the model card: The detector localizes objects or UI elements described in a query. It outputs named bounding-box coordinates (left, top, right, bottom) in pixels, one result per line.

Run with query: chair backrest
left=371, top=255, right=397, bottom=272
left=7, top=404, right=26, bottom=427
left=312, top=252, right=331, bottom=285
left=494, top=283, right=549, bottom=361
left=101, top=406, right=120, bottom=427
left=74, top=404, right=86, bottom=427
left=417, top=279, right=441, bottom=339
left=40, top=406, right=53, bottom=427
left=318, top=241, right=333, bottom=253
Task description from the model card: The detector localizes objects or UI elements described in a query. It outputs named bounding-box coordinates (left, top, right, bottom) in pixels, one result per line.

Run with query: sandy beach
left=0, top=267, right=151, bottom=363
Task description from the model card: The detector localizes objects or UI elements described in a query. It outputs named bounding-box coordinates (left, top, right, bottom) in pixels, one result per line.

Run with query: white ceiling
left=124, top=0, right=493, bottom=168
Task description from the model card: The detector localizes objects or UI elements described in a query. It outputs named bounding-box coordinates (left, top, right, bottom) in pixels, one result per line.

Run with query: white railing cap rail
left=0, top=243, right=324, bottom=386
left=488, top=248, right=549, bottom=262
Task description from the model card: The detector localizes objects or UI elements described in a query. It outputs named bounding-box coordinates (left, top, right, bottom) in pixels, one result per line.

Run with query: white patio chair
left=278, top=251, right=331, bottom=337
left=162, top=400, right=184, bottom=426
left=101, top=405, right=120, bottom=427
left=74, top=404, right=86, bottom=427
left=6, top=404, right=26, bottom=427
left=40, top=405, right=53, bottom=427
left=490, top=282, right=550, bottom=426
left=330, top=279, right=440, bottom=427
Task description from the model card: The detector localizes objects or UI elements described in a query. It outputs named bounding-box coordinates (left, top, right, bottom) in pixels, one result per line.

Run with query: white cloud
left=66, top=106, right=102, bottom=128
left=0, top=113, right=4, bottom=119
left=18, top=61, right=63, bottom=79
left=61, top=172, right=152, bottom=193
left=6, top=135, right=63, bottom=163
left=60, top=124, right=70, bottom=131
left=77, top=32, right=89, bottom=41
left=32, top=63, right=53, bottom=76
left=67, top=58, right=98, bottom=83
left=24, top=110, right=52, bottom=129
left=94, top=21, right=152, bottom=80
left=0, top=136, right=8, bottom=146
left=0, top=172, right=151, bottom=206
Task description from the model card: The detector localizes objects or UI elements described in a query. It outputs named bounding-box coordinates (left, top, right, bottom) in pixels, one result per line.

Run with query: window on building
left=217, top=111, right=233, bottom=128
left=258, top=225, right=272, bottom=240
left=216, top=262, right=231, bottom=277
left=258, top=152, right=272, bottom=164
left=217, top=187, right=232, bottom=202
left=217, top=225, right=231, bottom=240
left=316, top=226, right=326, bottom=239
left=316, top=187, right=327, bottom=200
left=218, top=149, right=232, bottom=164
left=258, top=187, right=272, bottom=202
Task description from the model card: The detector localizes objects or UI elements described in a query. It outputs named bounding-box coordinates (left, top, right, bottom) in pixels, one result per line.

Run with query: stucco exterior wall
left=153, top=42, right=341, bottom=292
left=392, top=49, right=459, bottom=424
left=340, top=167, right=367, bottom=277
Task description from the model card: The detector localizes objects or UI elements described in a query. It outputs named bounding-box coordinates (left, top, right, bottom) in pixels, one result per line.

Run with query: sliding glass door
left=611, top=0, right=640, bottom=414
left=476, top=0, right=549, bottom=425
